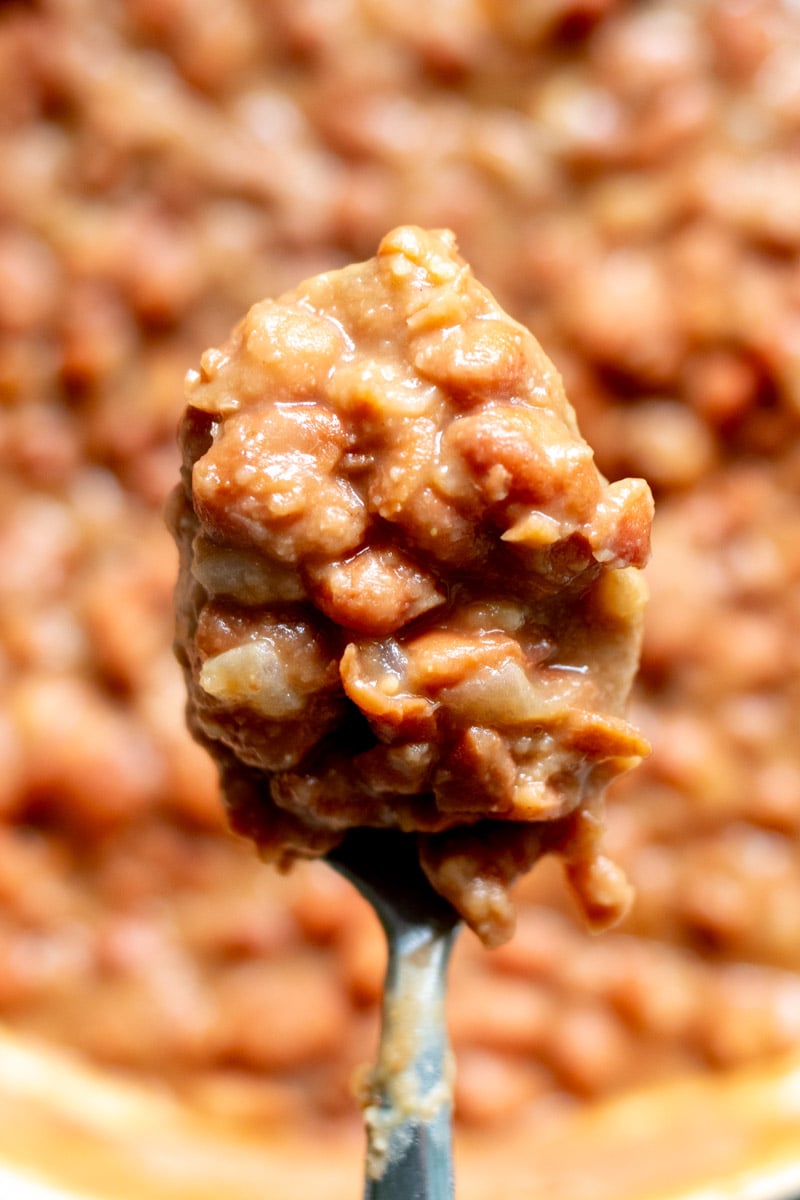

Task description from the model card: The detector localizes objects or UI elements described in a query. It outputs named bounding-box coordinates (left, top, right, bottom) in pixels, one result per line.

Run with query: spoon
left=327, top=829, right=461, bottom=1200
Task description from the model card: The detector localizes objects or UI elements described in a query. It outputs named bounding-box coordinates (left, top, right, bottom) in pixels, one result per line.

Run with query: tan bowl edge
left=0, top=1025, right=798, bottom=1200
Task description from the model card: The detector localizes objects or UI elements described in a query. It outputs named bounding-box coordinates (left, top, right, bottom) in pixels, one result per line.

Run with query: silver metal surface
left=328, top=830, right=461, bottom=1200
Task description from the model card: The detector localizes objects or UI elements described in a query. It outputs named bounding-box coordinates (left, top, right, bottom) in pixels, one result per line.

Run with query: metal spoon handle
left=326, top=830, right=460, bottom=1200
left=361, top=921, right=458, bottom=1200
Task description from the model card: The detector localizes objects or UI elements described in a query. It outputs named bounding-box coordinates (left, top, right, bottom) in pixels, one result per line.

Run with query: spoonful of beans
left=169, top=225, right=653, bottom=1198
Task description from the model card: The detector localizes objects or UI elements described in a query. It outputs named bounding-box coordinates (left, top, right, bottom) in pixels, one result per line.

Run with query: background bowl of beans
left=1, top=0, right=799, bottom=1195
